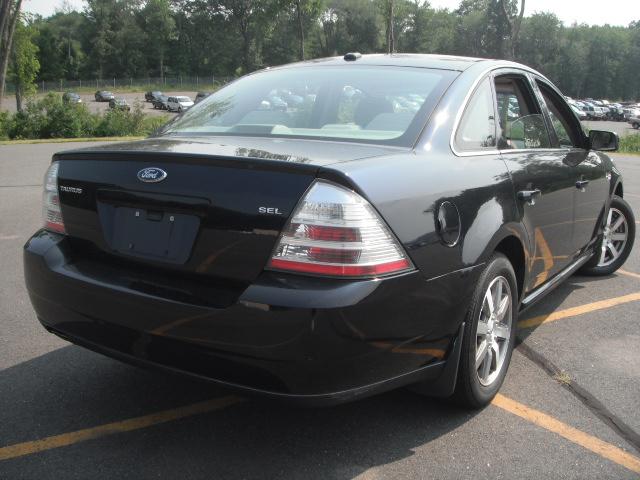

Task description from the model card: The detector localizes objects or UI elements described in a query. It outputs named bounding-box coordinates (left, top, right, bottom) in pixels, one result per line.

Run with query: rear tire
left=579, top=195, right=635, bottom=276
left=452, top=253, right=517, bottom=408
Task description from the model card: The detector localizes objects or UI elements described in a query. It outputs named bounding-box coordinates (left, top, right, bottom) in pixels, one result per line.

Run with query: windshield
left=161, top=65, right=457, bottom=146
left=176, top=97, right=191, bottom=102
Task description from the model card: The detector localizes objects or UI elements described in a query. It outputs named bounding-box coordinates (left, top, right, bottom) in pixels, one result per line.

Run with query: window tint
left=162, top=66, right=457, bottom=147
left=494, top=75, right=551, bottom=150
left=536, top=81, right=582, bottom=148
left=454, top=77, right=496, bottom=151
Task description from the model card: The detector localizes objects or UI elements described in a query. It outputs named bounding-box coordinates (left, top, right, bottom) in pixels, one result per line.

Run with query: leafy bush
left=9, top=100, right=47, bottom=139
left=619, top=134, right=640, bottom=154
left=95, top=102, right=155, bottom=137
left=0, top=111, right=9, bottom=139
left=41, top=96, right=97, bottom=138
left=2, top=94, right=169, bottom=140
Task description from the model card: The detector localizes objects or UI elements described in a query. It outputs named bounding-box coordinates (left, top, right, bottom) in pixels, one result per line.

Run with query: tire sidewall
left=459, top=254, right=518, bottom=407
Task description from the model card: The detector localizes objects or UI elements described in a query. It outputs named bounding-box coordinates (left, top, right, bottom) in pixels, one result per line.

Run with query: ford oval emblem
left=137, top=167, right=167, bottom=183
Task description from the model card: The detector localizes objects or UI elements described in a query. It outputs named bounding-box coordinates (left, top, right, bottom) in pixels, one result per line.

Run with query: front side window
left=454, top=77, right=496, bottom=151
left=536, top=81, right=583, bottom=148
left=160, top=66, right=457, bottom=147
left=494, top=75, right=551, bottom=150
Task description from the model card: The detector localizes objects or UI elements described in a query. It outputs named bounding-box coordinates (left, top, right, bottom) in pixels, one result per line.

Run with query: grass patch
left=619, top=133, right=640, bottom=154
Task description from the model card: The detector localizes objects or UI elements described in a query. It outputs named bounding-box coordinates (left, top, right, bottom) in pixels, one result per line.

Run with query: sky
left=22, top=0, right=638, bottom=27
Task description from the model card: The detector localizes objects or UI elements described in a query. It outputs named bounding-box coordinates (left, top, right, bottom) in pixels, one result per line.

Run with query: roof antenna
left=343, top=52, right=362, bottom=61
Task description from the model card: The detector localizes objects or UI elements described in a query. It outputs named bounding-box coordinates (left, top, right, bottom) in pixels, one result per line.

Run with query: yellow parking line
left=493, top=394, right=640, bottom=474
left=618, top=269, right=640, bottom=281
left=0, top=395, right=243, bottom=462
left=518, top=292, right=640, bottom=329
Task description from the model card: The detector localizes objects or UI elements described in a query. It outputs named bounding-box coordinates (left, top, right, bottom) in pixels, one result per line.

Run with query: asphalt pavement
left=0, top=142, right=639, bottom=479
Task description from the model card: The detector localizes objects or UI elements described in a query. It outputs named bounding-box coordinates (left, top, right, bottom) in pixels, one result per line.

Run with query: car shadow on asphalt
left=515, top=273, right=618, bottom=343
left=0, top=344, right=478, bottom=478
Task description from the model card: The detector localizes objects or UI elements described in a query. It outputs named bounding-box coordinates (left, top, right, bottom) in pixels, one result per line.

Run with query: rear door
left=533, top=77, right=608, bottom=254
left=493, top=70, right=576, bottom=291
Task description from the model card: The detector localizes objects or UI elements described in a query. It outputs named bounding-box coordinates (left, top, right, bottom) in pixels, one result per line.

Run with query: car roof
left=270, top=53, right=490, bottom=73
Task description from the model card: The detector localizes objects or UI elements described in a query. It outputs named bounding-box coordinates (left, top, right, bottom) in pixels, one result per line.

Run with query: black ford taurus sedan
left=25, top=54, right=635, bottom=408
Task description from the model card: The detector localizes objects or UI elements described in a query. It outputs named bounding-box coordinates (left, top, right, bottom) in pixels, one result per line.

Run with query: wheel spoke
left=491, top=343, right=500, bottom=367
left=606, top=208, right=613, bottom=227
left=493, top=323, right=510, bottom=340
left=495, top=280, right=503, bottom=312
left=496, top=295, right=509, bottom=321
left=477, top=320, right=489, bottom=335
left=611, top=233, right=626, bottom=242
left=484, top=290, right=494, bottom=316
left=599, top=243, right=608, bottom=264
left=481, top=348, right=492, bottom=379
left=607, top=241, right=620, bottom=259
left=476, top=340, right=488, bottom=369
left=611, top=215, right=625, bottom=231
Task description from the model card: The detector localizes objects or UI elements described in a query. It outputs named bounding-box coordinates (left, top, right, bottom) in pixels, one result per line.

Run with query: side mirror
left=589, top=130, right=618, bottom=152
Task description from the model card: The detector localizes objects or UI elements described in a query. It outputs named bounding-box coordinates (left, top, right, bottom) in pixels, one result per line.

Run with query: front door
left=533, top=78, right=609, bottom=254
left=493, top=72, right=577, bottom=292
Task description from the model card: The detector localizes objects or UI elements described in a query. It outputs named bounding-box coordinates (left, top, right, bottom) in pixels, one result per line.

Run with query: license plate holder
left=105, top=206, right=200, bottom=264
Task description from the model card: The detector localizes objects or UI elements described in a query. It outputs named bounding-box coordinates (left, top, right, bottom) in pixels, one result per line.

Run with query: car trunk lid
left=54, top=136, right=398, bottom=286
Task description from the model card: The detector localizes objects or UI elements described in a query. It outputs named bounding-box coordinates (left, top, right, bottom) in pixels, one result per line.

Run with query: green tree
left=9, top=19, right=39, bottom=112
left=142, top=0, right=175, bottom=79
left=0, top=0, right=23, bottom=108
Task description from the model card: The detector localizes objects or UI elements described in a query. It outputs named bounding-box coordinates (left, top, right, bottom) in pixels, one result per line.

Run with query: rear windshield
left=161, top=65, right=457, bottom=147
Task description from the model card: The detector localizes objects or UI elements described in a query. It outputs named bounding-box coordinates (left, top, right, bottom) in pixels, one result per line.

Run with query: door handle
left=517, top=189, right=542, bottom=206
left=576, top=179, right=589, bottom=191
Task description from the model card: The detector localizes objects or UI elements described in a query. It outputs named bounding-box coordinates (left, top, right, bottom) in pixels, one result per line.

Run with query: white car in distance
left=167, top=96, right=194, bottom=112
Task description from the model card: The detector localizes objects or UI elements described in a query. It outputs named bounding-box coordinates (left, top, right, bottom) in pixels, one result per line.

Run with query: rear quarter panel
left=326, top=151, right=524, bottom=281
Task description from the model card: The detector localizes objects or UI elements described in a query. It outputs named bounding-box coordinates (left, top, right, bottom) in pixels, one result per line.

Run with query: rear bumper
left=24, top=230, right=477, bottom=405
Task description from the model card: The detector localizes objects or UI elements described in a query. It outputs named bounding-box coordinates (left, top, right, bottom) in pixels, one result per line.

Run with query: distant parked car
left=95, top=90, right=115, bottom=102
left=580, top=104, right=596, bottom=120
left=629, top=111, right=640, bottom=129
left=607, top=105, right=626, bottom=122
left=62, top=92, right=82, bottom=104
left=195, top=92, right=211, bottom=103
left=145, top=91, right=163, bottom=102
left=167, top=96, right=194, bottom=112
left=152, top=95, right=169, bottom=110
left=593, top=106, right=608, bottom=120
left=570, top=104, right=587, bottom=120
left=623, top=107, right=640, bottom=121
left=109, top=98, right=131, bottom=111
left=582, top=103, right=605, bottom=120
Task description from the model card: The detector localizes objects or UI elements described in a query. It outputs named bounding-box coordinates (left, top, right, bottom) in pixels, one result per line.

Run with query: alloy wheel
left=598, top=207, right=628, bottom=267
left=475, top=276, right=512, bottom=386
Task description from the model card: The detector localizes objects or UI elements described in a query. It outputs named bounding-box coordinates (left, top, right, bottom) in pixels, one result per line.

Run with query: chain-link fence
left=5, top=76, right=235, bottom=94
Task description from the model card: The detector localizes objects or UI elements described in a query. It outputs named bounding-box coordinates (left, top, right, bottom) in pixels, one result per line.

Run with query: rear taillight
left=268, top=180, right=413, bottom=277
left=43, top=162, right=65, bottom=234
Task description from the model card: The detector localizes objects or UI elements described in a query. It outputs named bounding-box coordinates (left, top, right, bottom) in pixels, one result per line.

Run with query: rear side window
left=494, top=75, right=551, bottom=150
left=536, top=80, right=583, bottom=148
left=454, top=77, right=496, bottom=151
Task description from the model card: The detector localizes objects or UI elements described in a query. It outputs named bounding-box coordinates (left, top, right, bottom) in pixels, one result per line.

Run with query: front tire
left=579, top=195, right=635, bottom=276
left=452, top=253, right=517, bottom=408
